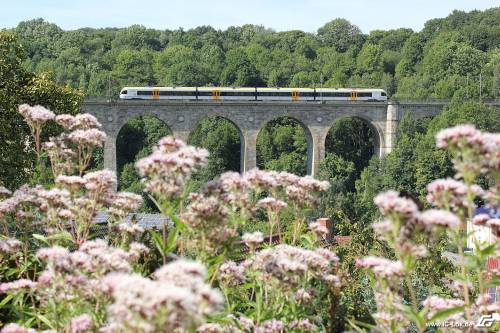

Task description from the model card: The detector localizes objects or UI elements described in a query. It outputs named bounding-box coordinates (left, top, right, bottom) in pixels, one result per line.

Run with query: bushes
left=0, top=104, right=499, bottom=332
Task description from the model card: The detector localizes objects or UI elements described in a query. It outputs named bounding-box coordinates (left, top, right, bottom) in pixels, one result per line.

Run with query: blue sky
left=1, top=0, right=498, bottom=33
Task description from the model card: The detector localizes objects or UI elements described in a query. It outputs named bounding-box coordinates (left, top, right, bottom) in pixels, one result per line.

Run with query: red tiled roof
left=487, top=257, right=500, bottom=271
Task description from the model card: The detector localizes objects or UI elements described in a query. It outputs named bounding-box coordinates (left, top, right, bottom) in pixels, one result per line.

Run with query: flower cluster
left=242, top=231, right=264, bottom=251
left=436, top=124, right=500, bottom=180
left=241, top=244, right=340, bottom=287
left=136, top=136, right=209, bottom=200
left=19, top=104, right=55, bottom=126
left=102, top=259, right=223, bottom=333
left=197, top=317, right=318, bottom=333
left=426, top=178, right=483, bottom=211
left=0, top=238, right=22, bottom=254
left=108, top=192, right=143, bottom=220
left=0, top=323, right=56, bottom=333
left=355, top=256, right=404, bottom=278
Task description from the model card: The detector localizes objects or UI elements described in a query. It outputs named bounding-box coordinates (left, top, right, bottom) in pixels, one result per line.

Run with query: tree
left=317, top=19, right=364, bottom=52
left=189, top=117, right=241, bottom=185
left=221, top=47, right=262, bottom=86
left=154, top=45, right=207, bottom=86
left=325, top=118, right=376, bottom=177
left=0, top=32, right=82, bottom=189
left=256, top=117, right=307, bottom=175
left=112, top=49, right=156, bottom=87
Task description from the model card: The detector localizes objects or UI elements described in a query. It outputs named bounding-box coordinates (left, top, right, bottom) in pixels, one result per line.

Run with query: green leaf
left=47, top=230, right=73, bottom=243
left=36, top=314, right=55, bottom=329
left=32, top=233, right=49, bottom=245
left=165, top=228, right=178, bottom=252
left=429, top=306, right=465, bottom=322
left=149, top=230, right=167, bottom=254
left=402, top=304, right=426, bottom=328
left=0, top=294, right=14, bottom=308
left=347, top=318, right=373, bottom=332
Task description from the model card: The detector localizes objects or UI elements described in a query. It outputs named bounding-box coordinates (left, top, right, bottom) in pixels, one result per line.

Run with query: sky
left=1, top=0, right=498, bottom=33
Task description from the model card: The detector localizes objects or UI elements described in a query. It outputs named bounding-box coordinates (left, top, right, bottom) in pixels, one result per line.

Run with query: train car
left=119, top=87, right=388, bottom=102
left=315, top=88, right=387, bottom=101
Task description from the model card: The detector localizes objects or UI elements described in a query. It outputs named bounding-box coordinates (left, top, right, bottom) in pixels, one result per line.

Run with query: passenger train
left=119, top=87, right=387, bottom=102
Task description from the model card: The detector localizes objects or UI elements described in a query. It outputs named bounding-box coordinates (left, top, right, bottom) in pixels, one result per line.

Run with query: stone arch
left=255, top=115, right=314, bottom=176
left=115, top=114, right=173, bottom=188
left=325, top=115, right=384, bottom=159
left=187, top=114, right=244, bottom=174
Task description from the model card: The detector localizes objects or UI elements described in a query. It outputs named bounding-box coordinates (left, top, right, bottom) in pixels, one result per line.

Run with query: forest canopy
left=6, top=7, right=500, bottom=100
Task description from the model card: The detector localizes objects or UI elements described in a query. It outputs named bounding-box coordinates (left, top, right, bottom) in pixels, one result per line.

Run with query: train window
left=164, top=91, right=196, bottom=96
left=381, top=92, right=387, bottom=96
left=220, top=91, right=255, bottom=96
left=258, top=92, right=290, bottom=97
left=137, top=91, right=152, bottom=96
left=357, top=92, right=372, bottom=97
left=320, top=92, right=350, bottom=97
left=121, top=90, right=127, bottom=94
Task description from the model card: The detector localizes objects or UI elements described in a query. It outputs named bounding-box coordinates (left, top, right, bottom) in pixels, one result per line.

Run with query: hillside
left=10, top=7, right=500, bottom=100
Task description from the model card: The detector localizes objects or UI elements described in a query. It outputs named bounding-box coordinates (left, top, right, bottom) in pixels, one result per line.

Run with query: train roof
left=121, top=87, right=386, bottom=91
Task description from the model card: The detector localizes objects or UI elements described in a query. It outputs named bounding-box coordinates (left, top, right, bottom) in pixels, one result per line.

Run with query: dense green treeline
left=7, top=7, right=500, bottom=100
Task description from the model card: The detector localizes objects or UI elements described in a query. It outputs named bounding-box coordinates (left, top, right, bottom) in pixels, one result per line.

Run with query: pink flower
left=55, top=114, right=76, bottom=129
left=115, top=223, right=144, bottom=234
left=423, top=296, right=465, bottom=321
left=254, top=319, right=284, bottom=333
left=419, top=209, right=460, bottom=229
left=244, top=169, right=279, bottom=189
left=83, top=169, right=116, bottom=193
left=196, top=323, right=226, bottom=333
left=154, top=259, right=207, bottom=283
left=68, top=129, right=106, bottom=146
left=36, top=246, right=71, bottom=270
left=218, top=261, right=245, bottom=286
left=18, top=104, right=55, bottom=124
left=257, top=197, right=287, bottom=212
left=0, top=238, right=22, bottom=253
left=426, top=178, right=483, bottom=210
left=480, top=132, right=500, bottom=172
left=295, top=288, right=313, bottom=303
left=242, top=231, right=264, bottom=248
left=128, top=242, right=149, bottom=259
left=472, top=214, right=490, bottom=226
left=436, top=124, right=482, bottom=150
left=158, top=136, right=185, bottom=152
left=374, top=190, right=419, bottom=220
left=55, top=175, right=87, bottom=190
left=356, top=256, right=404, bottom=278
left=0, top=279, right=37, bottom=293
left=113, top=192, right=142, bottom=209
left=288, top=319, right=317, bottom=331
left=0, top=186, right=11, bottom=197
left=0, top=323, right=37, bottom=333
left=69, top=314, right=93, bottom=333
left=73, top=114, right=101, bottom=129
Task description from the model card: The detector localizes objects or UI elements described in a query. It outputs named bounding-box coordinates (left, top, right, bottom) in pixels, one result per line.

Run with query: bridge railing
left=82, top=96, right=499, bottom=105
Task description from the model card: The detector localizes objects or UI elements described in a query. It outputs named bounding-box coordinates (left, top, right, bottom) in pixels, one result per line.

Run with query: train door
left=292, top=90, right=300, bottom=101
left=212, top=89, right=221, bottom=101
left=350, top=90, right=358, bottom=101
left=152, top=88, right=160, bottom=100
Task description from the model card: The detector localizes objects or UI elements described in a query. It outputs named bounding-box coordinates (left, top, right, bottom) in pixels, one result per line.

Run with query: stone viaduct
left=81, top=100, right=449, bottom=178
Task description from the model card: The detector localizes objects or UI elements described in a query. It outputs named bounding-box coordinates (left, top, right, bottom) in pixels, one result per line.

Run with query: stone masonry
left=81, top=100, right=448, bottom=179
